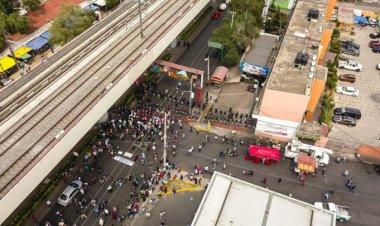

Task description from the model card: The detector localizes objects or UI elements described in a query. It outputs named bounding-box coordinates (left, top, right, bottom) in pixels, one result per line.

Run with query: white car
left=219, top=3, right=227, bottom=11
left=376, top=64, right=380, bottom=70
left=335, top=86, right=359, bottom=97
left=57, top=180, right=82, bottom=207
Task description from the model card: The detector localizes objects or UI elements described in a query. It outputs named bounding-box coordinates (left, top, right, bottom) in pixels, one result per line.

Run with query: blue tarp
left=84, top=4, right=99, bottom=11
left=40, top=31, right=51, bottom=39
left=354, top=16, right=368, bottom=23
left=26, top=36, right=49, bottom=50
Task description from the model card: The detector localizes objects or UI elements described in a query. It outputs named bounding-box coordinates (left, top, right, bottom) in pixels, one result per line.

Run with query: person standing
left=278, top=178, right=282, bottom=183
left=262, top=176, right=267, bottom=184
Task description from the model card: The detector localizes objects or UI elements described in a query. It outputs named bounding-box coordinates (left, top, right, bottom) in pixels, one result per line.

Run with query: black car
left=341, top=40, right=360, bottom=49
left=333, top=107, right=361, bottom=119
left=370, top=32, right=380, bottom=39
left=376, top=165, right=380, bottom=175
left=341, top=46, right=360, bottom=56
left=373, top=46, right=380, bottom=53
left=332, top=115, right=357, bottom=126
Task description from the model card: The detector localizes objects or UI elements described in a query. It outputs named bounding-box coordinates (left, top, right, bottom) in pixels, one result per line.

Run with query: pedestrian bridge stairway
left=198, top=102, right=213, bottom=123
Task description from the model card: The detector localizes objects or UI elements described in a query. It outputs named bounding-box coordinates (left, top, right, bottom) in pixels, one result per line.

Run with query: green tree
left=6, top=13, right=29, bottom=33
left=22, top=0, right=41, bottom=11
left=106, top=0, right=119, bottom=9
left=49, top=6, right=96, bottom=45
left=0, top=0, right=14, bottom=14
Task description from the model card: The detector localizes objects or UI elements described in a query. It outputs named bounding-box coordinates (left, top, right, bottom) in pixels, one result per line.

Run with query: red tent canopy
left=248, top=145, right=280, bottom=161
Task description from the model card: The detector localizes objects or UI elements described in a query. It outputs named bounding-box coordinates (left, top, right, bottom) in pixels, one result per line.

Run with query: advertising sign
left=240, top=62, right=269, bottom=77
left=253, top=115, right=298, bottom=140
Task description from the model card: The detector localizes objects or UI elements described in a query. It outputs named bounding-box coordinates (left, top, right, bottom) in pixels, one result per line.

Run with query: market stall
left=245, top=145, right=280, bottom=165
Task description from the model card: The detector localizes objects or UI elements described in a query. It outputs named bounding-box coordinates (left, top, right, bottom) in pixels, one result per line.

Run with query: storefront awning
left=40, top=31, right=51, bottom=39
left=0, top=56, right=16, bottom=72
left=14, top=46, right=32, bottom=58
left=27, top=36, right=49, bottom=50
left=248, top=145, right=280, bottom=161
left=19, top=53, right=32, bottom=60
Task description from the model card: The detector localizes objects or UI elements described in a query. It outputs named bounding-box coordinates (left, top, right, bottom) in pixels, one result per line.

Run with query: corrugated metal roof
left=192, top=172, right=336, bottom=226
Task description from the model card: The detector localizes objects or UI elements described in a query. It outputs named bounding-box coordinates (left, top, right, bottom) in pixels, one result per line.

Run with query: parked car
left=338, top=60, right=362, bottom=71
left=314, top=202, right=352, bottom=222
left=372, top=46, right=380, bottom=53
left=212, top=10, right=221, bottom=19
left=333, top=107, right=361, bottom=119
left=57, top=180, right=83, bottom=207
left=341, top=46, right=360, bottom=56
left=341, top=40, right=360, bottom=49
left=369, top=40, right=380, bottom=48
left=376, top=64, right=380, bottom=70
left=369, top=32, right=380, bottom=39
left=219, top=3, right=227, bottom=11
left=335, top=86, right=359, bottom=96
left=339, top=74, right=355, bottom=83
left=332, top=115, right=357, bottom=126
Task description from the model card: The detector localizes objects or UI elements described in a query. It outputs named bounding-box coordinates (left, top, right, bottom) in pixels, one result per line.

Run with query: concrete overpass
left=0, top=0, right=210, bottom=223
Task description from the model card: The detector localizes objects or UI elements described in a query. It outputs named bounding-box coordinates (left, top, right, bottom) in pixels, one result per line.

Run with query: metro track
left=0, top=0, right=193, bottom=197
left=0, top=0, right=150, bottom=122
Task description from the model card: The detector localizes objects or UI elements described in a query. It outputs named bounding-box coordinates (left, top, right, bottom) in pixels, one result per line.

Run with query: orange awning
left=297, top=154, right=316, bottom=173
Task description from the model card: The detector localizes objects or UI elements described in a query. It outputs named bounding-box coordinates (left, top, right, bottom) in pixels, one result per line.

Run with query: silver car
left=57, top=180, right=83, bottom=207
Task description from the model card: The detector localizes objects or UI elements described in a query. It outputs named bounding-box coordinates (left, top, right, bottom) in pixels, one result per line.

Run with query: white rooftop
left=192, top=172, right=336, bottom=226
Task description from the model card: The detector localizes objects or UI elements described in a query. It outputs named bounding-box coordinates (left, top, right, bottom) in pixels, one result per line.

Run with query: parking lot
left=327, top=26, right=380, bottom=153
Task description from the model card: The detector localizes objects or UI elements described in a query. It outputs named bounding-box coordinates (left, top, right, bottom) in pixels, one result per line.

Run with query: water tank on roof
left=308, top=9, right=319, bottom=19
left=294, top=52, right=309, bottom=66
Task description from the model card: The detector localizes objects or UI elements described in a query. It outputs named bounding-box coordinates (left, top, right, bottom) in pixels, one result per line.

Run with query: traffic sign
left=208, top=41, right=223, bottom=49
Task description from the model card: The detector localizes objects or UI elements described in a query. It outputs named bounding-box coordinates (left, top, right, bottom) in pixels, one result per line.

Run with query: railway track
left=0, top=0, right=154, bottom=123
left=0, top=0, right=194, bottom=197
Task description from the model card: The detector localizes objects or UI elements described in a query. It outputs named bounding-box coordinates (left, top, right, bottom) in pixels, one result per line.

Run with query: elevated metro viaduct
left=0, top=0, right=209, bottom=223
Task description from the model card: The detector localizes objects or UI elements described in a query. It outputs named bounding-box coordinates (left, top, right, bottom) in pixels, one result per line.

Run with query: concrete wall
left=0, top=0, right=210, bottom=224
left=318, top=28, right=333, bottom=65
left=305, top=78, right=326, bottom=121
left=325, top=0, right=337, bottom=22
left=259, top=89, right=310, bottom=123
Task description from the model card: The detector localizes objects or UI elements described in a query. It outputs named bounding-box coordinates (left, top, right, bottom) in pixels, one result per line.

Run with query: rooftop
left=192, top=172, right=336, bottom=226
left=243, top=33, right=279, bottom=67
left=338, top=3, right=355, bottom=24
left=267, top=0, right=328, bottom=95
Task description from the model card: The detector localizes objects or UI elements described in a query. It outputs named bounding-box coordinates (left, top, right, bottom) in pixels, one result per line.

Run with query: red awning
left=297, top=153, right=316, bottom=173
left=210, top=66, right=228, bottom=82
left=248, top=145, right=280, bottom=161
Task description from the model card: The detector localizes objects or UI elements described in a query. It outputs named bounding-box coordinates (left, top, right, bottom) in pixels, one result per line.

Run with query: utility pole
left=189, top=77, right=193, bottom=114
left=138, top=0, right=144, bottom=38
left=163, top=111, right=168, bottom=170
left=3, top=30, right=20, bottom=71
left=204, top=55, right=210, bottom=81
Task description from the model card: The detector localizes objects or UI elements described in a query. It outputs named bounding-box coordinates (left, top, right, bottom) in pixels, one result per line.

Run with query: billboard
left=240, top=62, right=269, bottom=77
left=253, top=115, right=298, bottom=140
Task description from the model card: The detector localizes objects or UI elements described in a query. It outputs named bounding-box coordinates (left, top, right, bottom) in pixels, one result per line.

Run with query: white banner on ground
left=114, top=156, right=134, bottom=166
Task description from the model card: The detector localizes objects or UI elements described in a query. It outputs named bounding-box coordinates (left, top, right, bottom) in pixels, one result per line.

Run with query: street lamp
left=228, top=10, right=236, bottom=29
left=204, top=54, right=210, bottom=82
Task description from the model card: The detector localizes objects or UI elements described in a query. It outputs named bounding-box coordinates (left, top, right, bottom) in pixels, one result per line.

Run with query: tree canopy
left=22, top=0, right=41, bottom=11
left=210, top=0, right=265, bottom=67
left=49, top=6, right=96, bottom=45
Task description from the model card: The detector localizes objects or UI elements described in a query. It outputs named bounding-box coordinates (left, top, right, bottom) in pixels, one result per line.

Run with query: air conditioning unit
left=305, top=84, right=311, bottom=96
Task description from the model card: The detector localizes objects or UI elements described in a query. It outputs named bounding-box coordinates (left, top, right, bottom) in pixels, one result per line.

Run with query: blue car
left=373, top=46, right=380, bottom=53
